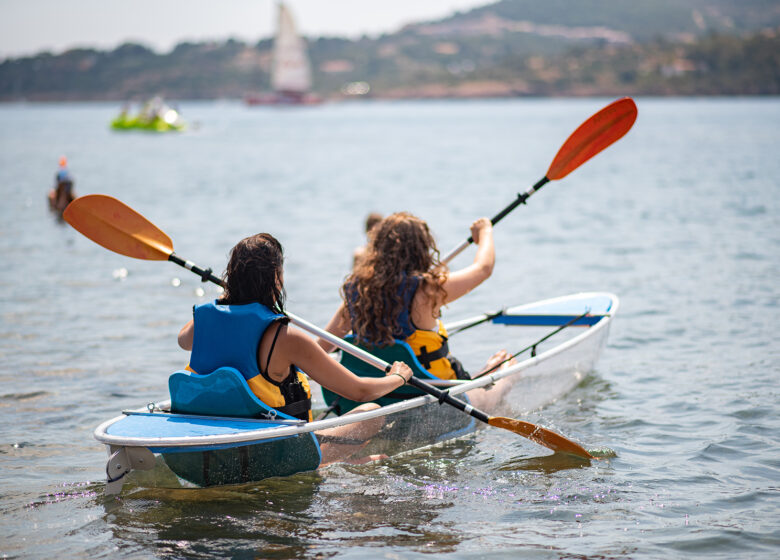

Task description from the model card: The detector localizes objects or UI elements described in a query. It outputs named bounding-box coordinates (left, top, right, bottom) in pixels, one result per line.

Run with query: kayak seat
left=341, top=337, right=439, bottom=381
left=165, top=367, right=323, bottom=485
left=169, top=366, right=297, bottom=421
left=321, top=336, right=441, bottom=415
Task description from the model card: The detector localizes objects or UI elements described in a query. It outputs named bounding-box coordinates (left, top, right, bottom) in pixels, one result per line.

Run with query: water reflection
left=497, top=452, right=593, bottom=474
left=104, top=474, right=323, bottom=559
left=98, top=452, right=472, bottom=558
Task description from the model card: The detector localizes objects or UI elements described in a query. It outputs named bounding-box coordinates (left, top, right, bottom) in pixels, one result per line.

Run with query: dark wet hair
left=217, top=233, right=286, bottom=313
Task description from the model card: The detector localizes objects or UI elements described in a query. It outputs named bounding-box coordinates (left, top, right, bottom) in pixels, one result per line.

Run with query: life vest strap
left=417, top=340, right=450, bottom=369
left=276, top=397, right=312, bottom=420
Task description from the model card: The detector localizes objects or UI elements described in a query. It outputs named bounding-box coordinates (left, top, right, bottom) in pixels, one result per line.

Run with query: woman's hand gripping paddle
left=63, top=194, right=594, bottom=459
left=443, top=97, right=638, bottom=263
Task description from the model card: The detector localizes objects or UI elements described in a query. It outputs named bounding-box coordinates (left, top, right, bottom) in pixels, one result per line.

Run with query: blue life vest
left=188, top=301, right=313, bottom=420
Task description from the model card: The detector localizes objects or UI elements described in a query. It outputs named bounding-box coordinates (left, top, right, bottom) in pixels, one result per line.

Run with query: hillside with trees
left=1, top=0, right=778, bottom=101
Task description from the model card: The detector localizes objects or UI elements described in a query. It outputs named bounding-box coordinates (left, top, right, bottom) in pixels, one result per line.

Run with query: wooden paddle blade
left=488, top=416, right=593, bottom=459
left=546, top=97, right=637, bottom=181
left=63, top=194, right=174, bottom=261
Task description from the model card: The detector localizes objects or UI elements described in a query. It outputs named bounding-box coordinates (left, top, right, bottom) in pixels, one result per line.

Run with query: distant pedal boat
left=110, top=105, right=186, bottom=132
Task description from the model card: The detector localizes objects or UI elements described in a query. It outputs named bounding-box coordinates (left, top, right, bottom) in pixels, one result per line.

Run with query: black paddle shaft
left=168, top=253, right=225, bottom=287
left=406, top=376, right=490, bottom=424
left=465, top=176, right=551, bottom=244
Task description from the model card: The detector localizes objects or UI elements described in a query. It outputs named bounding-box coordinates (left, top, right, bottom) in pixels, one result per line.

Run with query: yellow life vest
left=247, top=368, right=313, bottom=422
left=405, top=320, right=458, bottom=380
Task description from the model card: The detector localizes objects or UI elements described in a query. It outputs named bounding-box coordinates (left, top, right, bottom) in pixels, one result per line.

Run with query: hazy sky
left=0, top=0, right=491, bottom=59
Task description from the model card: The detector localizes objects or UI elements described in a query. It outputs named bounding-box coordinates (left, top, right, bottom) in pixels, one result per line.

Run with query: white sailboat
left=246, top=1, right=321, bottom=105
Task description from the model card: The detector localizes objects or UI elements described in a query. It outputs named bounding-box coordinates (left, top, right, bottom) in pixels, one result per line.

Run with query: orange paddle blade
left=488, top=416, right=594, bottom=459
left=546, top=97, right=637, bottom=181
left=63, top=195, right=174, bottom=261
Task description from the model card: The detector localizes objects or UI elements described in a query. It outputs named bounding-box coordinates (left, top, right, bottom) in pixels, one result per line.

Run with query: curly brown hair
left=343, top=212, right=448, bottom=346
left=218, top=233, right=286, bottom=313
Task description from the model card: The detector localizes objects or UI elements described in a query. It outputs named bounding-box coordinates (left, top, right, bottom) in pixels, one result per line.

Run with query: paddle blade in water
left=546, top=97, right=637, bottom=181
left=64, top=195, right=174, bottom=261
left=488, top=416, right=594, bottom=459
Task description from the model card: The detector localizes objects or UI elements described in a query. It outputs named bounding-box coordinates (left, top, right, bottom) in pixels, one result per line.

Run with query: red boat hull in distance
left=245, top=91, right=322, bottom=106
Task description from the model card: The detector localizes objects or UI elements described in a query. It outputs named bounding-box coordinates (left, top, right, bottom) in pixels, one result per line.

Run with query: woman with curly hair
left=320, top=213, right=514, bottom=408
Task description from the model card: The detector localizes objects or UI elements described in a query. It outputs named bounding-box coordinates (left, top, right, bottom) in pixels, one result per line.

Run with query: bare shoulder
left=260, top=320, right=320, bottom=373
left=276, top=322, right=319, bottom=357
left=412, top=276, right=443, bottom=326
left=417, top=274, right=445, bottom=305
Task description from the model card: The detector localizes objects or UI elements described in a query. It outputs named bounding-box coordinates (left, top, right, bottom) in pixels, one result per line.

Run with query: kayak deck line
left=120, top=409, right=307, bottom=426
left=94, top=292, right=618, bottom=492
left=443, top=291, right=615, bottom=332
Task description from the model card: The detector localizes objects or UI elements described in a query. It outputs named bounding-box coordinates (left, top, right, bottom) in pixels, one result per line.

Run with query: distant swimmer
left=48, top=156, right=76, bottom=214
left=353, top=212, right=383, bottom=267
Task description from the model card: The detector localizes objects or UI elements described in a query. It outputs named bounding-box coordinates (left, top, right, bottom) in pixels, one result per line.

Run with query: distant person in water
left=48, top=156, right=75, bottom=213
left=177, top=233, right=413, bottom=463
left=353, top=212, right=383, bottom=267
left=139, top=96, right=164, bottom=123
left=321, top=212, right=515, bottom=411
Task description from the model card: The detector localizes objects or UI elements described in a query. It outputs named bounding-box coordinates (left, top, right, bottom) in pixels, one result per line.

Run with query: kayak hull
left=161, top=433, right=321, bottom=487
left=110, top=116, right=185, bottom=132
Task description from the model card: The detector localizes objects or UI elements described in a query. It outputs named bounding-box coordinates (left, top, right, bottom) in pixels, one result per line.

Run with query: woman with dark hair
left=320, top=213, right=514, bottom=409
left=177, top=233, right=412, bottom=462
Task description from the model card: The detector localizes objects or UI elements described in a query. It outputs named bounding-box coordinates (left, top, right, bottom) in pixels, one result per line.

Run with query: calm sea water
left=1, top=98, right=778, bottom=558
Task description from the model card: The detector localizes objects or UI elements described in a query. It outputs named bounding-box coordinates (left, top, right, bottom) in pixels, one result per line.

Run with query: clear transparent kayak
left=94, top=292, right=618, bottom=494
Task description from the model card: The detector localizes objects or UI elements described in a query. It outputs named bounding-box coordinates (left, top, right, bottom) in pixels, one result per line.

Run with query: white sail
left=271, top=2, right=312, bottom=94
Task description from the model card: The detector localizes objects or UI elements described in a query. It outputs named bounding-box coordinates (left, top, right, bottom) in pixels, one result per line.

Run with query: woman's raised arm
left=441, top=217, right=495, bottom=304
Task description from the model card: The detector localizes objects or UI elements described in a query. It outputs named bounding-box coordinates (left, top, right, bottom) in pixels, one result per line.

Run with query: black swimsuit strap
left=260, top=320, right=285, bottom=380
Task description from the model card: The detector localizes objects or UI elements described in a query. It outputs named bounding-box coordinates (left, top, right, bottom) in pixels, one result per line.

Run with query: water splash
left=588, top=447, right=618, bottom=458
